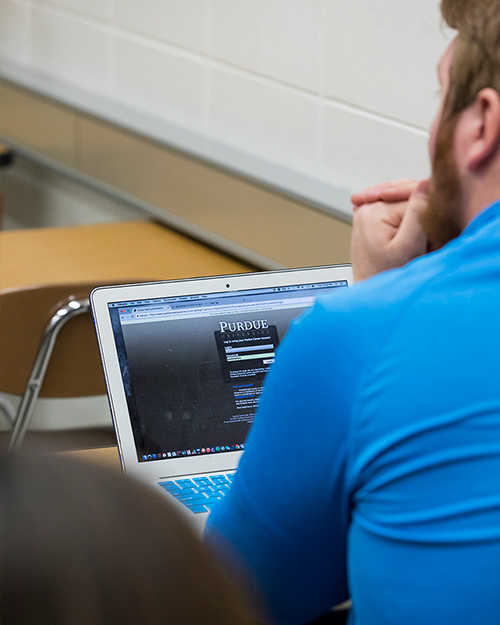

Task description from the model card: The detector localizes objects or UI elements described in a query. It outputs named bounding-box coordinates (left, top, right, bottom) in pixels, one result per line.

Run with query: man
left=206, top=1, right=500, bottom=623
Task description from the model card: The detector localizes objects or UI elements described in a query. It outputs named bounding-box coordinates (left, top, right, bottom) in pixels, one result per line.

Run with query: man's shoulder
left=283, top=256, right=433, bottom=371
left=335, top=206, right=500, bottom=317
left=319, top=249, right=444, bottom=320
left=288, top=232, right=486, bottom=366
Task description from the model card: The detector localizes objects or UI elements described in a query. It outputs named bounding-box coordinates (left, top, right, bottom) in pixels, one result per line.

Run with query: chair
left=0, top=221, right=253, bottom=448
left=0, top=143, right=14, bottom=229
left=0, top=283, right=109, bottom=449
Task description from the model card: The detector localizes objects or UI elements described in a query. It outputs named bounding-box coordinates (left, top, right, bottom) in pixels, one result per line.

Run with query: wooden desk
left=60, top=445, right=122, bottom=470
left=0, top=219, right=254, bottom=435
left=0, top=220, right=254, bottom=291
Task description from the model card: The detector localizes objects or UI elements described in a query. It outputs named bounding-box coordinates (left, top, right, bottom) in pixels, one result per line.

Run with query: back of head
left=441, top=0, right=500, bottom=119
left=0, top=450, right=253, bottom=625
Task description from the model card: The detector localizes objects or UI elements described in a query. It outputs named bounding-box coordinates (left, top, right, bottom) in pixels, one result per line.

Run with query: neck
left=462, top=163, right=500, bottom=227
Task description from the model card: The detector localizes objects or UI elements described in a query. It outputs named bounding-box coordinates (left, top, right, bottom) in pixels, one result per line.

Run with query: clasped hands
left=350, top=178, right=430, bottom=282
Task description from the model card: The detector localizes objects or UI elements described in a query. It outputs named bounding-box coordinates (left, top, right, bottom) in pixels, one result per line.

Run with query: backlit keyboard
left=158, top=473, right=235, bottom=514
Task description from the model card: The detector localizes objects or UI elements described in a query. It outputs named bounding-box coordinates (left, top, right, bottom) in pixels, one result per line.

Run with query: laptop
left=91, top=264, right=352, bottom=531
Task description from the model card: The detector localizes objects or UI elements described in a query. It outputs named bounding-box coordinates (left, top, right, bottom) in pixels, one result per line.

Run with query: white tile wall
left=31, top=7, right=108, bottom=93
left=211, top=0, right=321, bottom=92
left=115, top=0, right=206, bottom=54
left=324, top=0, right=454, bottom=130
left=113, top=37, right=205, bottom=132
left=323, top=104, right=430, bottom=192
left=32, top=0, right=110, bottom=22
left=0, top=0, right=453, bottom=204
left=210, top=68, right=318, bottom=175
left=0, top=0, right=29, bottom=65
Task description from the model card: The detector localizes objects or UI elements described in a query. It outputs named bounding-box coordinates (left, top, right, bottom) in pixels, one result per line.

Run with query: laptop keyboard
left=158, top=473, right=235, bottom=514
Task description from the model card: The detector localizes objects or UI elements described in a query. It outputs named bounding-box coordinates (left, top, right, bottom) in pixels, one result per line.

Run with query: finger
left=378, top=180, right=419, bottom=203
left=393, top=179, right=429, bottom=254
left=385, top=177, right=419, bottom=186
left=351, top=178, right=418, bottom=206
left=351, top=186, right=384, bottom=206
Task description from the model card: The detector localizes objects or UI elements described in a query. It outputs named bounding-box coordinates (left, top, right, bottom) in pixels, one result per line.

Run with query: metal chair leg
left=9, top=298, right=90, bottom=451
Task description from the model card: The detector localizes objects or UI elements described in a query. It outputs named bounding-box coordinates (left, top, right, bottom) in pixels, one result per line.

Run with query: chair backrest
left=0, top=144, right=14, bottom=230
left=0, top=283, right=108, bottom=398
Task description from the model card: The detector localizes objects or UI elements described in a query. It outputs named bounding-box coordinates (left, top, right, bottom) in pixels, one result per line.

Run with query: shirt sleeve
left=205, top=299, right=362, bottom=625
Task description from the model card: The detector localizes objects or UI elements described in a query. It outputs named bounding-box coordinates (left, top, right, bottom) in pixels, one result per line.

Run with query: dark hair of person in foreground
left=0, top=449, right=254, bottom=625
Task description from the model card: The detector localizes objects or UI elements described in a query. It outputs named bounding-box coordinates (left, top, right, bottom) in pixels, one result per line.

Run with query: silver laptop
left=91, top=265, right=352, bottom=531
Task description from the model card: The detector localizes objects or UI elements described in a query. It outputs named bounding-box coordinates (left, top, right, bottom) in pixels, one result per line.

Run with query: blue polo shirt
left=206, top=200, right=500, bottom=625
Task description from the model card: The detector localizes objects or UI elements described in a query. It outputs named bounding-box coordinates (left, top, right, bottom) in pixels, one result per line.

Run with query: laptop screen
left=108, top=279, right=348, bottom=463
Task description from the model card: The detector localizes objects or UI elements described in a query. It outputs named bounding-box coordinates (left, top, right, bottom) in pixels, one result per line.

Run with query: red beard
left=421, top=115, right=464, bottom=251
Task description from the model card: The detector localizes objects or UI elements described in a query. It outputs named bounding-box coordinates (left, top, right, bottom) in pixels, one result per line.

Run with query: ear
left=465, top=88, right=500, bottom=172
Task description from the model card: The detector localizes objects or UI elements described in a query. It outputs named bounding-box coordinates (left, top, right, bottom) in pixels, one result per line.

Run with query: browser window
left=108, top=281, right=347, bottom=462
